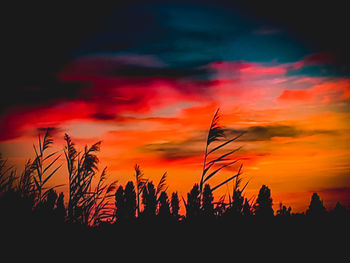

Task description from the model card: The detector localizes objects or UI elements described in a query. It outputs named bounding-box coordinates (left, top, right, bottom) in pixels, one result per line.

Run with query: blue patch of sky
left=69, top=2, right=313, bottom=71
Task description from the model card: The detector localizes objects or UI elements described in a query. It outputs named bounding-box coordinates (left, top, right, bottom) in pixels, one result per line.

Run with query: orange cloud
left=278, top=78, right=350, bottom=103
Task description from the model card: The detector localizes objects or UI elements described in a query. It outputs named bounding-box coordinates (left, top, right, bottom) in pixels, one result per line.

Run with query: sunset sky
left=2, top=1, right=350, bottom=213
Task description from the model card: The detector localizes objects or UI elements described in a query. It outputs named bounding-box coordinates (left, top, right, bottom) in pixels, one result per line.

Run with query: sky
left=1, top=0, right=350, bottom=213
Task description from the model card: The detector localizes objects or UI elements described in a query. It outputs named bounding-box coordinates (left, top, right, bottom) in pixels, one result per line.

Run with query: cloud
left=278, top=78, right=350, bottom=103
left=141, top=141, right=202, bottom=161
left=226, top=125, right=337, bottom=142
left=62, top=54, right=210, bottom=79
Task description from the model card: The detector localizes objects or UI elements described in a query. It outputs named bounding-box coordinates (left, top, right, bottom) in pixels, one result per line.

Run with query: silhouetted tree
left=170, top=192, right=180, bottom=219
left=201, top=184, right=214, bottom=217
left=35, top=189, right=57, bottom=217
left=115, top=186, right=125, bottom=221
left=124, top=181, right=137, bottom=220
left=55, top=192, right=66, bottom=222
left=186, top=184, right=201, bottom=219
left=64, top=135, right=117, bottom=225
left=254, top=185, right=274, bottom=217
left=306, top=193, right=326, bottom=217
left=226, top=189, right=244, bottom=217
left=142, top=182, right=157, bottom=218
left=134, top=164, right=147, bottom=218
left=46, top=189, right=58, bottom=211
left=242, top=198, right=252, bottom=216
left=158, top=191, right=171, bottom=218
left=276, top=203, right=291, bottom=217
left=332, top=202, right=347, bottom=217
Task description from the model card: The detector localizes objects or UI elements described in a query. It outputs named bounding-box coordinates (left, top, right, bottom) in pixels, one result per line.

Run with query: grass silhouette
left=0, top=110, right=349, bottom=239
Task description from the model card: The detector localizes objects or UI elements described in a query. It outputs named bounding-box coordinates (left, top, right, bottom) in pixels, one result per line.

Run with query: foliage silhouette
left=202, top=184, right=214, bottom=217
left=134, top=164, right=147, bottom=217
left=0, top=113, right=349, bottom=240
left=31, top=129, right=62, bottom=204
left=141, top=182, right=157, bottom=218
left=124, top=181, right=137, bottom=220
left=115, top=181, right=137, bottom=222
left=185, top=183, right=201, bottom=219
left=276, top=203, right=292, bottom=217
left=158, top=191, right=171, bottom=219
left=199, top=109, right=244, bottom=197
left=254, top=185, right=274, bottom=217
left=170, top=192, right=180, bottom=219
left=306, top=193, right=327, bottom=217
left=115, top=185, right=125, bottom=221
left=55, top=192, right=66, bottom=222
left=64, top=134, right=117, bottom=225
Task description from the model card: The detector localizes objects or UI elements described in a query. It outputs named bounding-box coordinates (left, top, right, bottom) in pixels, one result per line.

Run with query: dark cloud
left=231, top=0, right=350, bottom=73
left=226, top=125, right=337, bottom=142
left=90, top=112, right=116, bottom=121
left=63, top=55, right=210, bottom=79
left=3, top=1, right=121, bottom=113
left=141, top=141, right=202, bottom=161
left=0, top=79, right=88, bottom=114
left=110, top=65, right=209, bottom=79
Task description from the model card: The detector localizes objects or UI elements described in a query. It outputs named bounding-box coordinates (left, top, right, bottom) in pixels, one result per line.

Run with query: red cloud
left=208, top=61, right=287, bottom=78
left=278, top=78, right=350, bottom=103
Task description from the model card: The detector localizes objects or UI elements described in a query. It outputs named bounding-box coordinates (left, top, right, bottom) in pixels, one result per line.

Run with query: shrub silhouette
left=242, top=198, right=252, bottom=216
left=55, top=192, right=66, bottom=222
left=158, top=191, right=171, bottom=218
left=306, top=193, right=327, bottom=217
left=185, top=184, right=201, bottom=219
left=170, top=192, right=180, bottom=219
left=254, top=185, right=274, bottom=217
left=134, top=164, right=147, bottom=217
left=1, top=113, right=350, bottom=234
left=124, top=181, right=137, bottom=220
left=276, top=203, right=291, bottom=217
left=199, top=109, right=244, bottom=197
left=115, top=186, right=125, bottom=221
left=201, top=184, right=214, bottom=217
left=64, top=134, right=117, bottom=225
left=142, top=182, right=157, bottom=218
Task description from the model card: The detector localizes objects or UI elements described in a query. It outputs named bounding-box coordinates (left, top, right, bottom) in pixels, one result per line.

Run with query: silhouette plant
left=64, top=134, right=117, bottom=225
left=254, top=185, right=274, bottom=217
left=0, top=155, right=16, bottom=193
left=276, top=203, right=291, bottom=217
left=332, top=202, right=347, bottom=217
left=199, top=109, right=244, bottom=198
left=124, top=181, right=137, bottom=220
left=158, top=191, right=171, bottom=218
left=115, top=182, right=137, bottom=221
left=115, top=186, right=125, bottom=221
left=184, top=184, right=201, bottom=219
left=242, top=198, right=253, bottom=216
left=156, top=172, right=168, bottom=198
left=306, top=193, right=327, bottom=217
left=134, top=164, right=148, bottom=217
left=55, top=192, right=66, bottom=222
left=17, top=160, right=36, bottom=202
left=225, top=172, right=249, bottom=217
left=202, top=184, right=214, bottom=217
left=142, top=182, right=157, bottom=218
left=30, top=129, right=62, bottom=204
left=170, top=192, right=180, bottom=219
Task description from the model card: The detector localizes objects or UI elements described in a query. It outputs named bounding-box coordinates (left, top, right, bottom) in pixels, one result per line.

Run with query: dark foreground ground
left=2, top=216, right=349, bottom=260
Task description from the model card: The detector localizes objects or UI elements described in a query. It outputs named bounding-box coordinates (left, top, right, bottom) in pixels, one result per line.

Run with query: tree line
left=0, top=131, right=349, bottom=228
left=1, top=110, right=349, bottom=229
